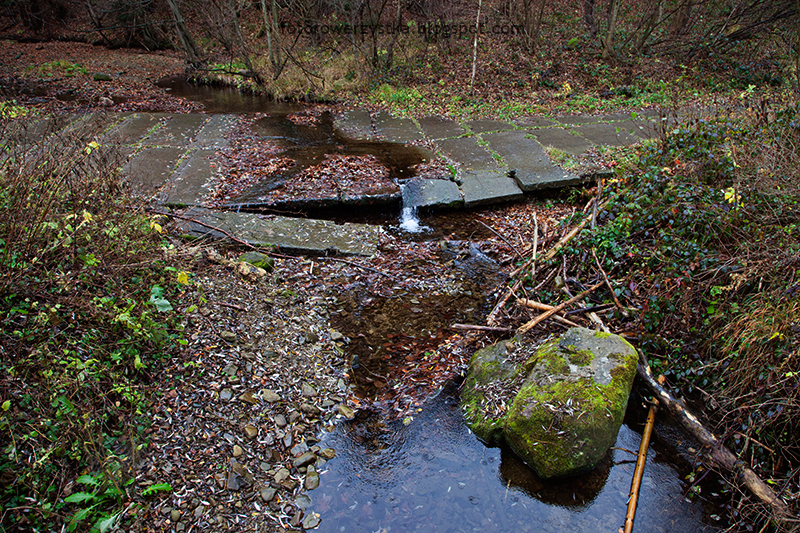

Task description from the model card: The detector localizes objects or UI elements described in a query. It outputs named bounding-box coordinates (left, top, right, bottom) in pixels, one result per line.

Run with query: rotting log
left=637, top=356, right=790, bottom=520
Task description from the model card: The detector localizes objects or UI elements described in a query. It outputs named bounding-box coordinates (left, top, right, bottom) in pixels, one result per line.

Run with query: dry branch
left=637, top=357, right=790, bottom=520
left=517, top=282, right=604, bottom=335
left=623, top=376, right=663, bottom=533
left=452, top=324, right=512, bottom=333
left=592, top=248, right=629, bottom=316
left=516, top=299, right=582, bottom=327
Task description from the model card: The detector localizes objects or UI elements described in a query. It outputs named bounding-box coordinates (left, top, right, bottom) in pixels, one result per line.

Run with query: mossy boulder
left=460, top=328, right=638, bottom=479
left=237, top=251, right=275, bottom=272
left=460, top=339, right=521, bottom=444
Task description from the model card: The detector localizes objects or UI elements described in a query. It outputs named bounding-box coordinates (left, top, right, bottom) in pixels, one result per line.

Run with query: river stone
left=503, top=328, right=638, bottom=478
left=305, top=471, right=320, bottom=490
left=302, top=512, right=321, bottom=530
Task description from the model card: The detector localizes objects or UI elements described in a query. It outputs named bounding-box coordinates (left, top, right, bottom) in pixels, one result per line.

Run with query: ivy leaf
left=149, top=286, right=173, bottom=312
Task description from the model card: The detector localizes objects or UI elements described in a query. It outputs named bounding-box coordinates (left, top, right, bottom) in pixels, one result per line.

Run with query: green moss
left=568, top=349, right=594, bottom=366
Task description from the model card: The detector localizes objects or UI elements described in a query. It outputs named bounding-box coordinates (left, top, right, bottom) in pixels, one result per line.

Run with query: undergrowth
left=553, top=99, right=800, bottom=530
left=0, top=109, right=184, bottom=531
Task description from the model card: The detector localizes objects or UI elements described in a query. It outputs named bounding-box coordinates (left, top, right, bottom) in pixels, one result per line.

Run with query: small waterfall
left=399, top=183, right=430, bottom=233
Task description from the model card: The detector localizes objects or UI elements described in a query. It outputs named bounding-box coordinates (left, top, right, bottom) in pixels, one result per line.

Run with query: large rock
left=461, top=328, right=638, bottom=479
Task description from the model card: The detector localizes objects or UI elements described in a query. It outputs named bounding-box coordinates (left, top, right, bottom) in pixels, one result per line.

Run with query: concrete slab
left=555, top=115, right=603, bottom=125
left=334, top=109, right=375, bottom=140
left=109, top=113, right=168, bottom=144
left=373, top=111, right=424, bottom=143
left=482, top=130, right=582, bottom=191
left=163, top=149, right=218, bottom=206
left=123, top=146, right=186, bottom=194
left=529, top=128, right=593, bottom=155
left=460, top=170, right=523, bottom=207
left=417, top=116, right=466, bottom=140
left=404, top=178, right=463, bottom=209
left=437, top=136, right=499, bottom=172
left=466, top=119, right=515, bottom=134
left=143, top=114, right=208, bottom=146
left=173, top=208, right=381, bottom=256
left=573, top=122, right=641, bottom=147
left=195, top=114, right=237, bottom=148
left=515, top=116, right=558, bottom=128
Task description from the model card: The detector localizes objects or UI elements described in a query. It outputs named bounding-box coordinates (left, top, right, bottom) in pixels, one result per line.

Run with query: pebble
left=337, top=404, right=355, bottom=419
left=261, top=389, right=281, bottom=403
left=300, top=403, right=320, bottom=415
left=302, top=512, right=321, bottom=529
left=232, top=445, right=244, bottom=457
left=274, top=468, right=290, bottom=484
left=319, top=448, right=336, bottom=459
left=171, top=509, right=181, bottom=522
left=220, top=389, right=233, bottom=401
left=301, top=383, right=317, bottom=397
left=239, top=391, right=258, bottom=405
left=295, top=494, right=312, bottom=509
left=244, top=425, right=258, bottom=438
left=220, top=330, right=237, bottom=343
left=305, top=471, right=320, bottom=490
left=260, top=487, right=277, bottom=502
left=291, top=441, right=309, bottom=456
left=274, top=414, right=287, bottom=427
left=293, top=452, right=317, bottom=468
left=330, top=330, right=344, bottom=341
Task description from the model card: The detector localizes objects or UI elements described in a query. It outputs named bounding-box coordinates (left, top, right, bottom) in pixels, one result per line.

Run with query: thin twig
left=213, top=301, right=248, bottom=312
left=475, top=219, right=524, bottom=259
left=542, top=199, right=610, bottom=262
left=322, top=257, right=397, bottom=280
left=592, top=248, right=629, bottom=316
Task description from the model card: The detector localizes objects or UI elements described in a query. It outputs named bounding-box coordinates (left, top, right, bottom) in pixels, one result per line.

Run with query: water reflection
left=310, top=382, right=720, bottom=533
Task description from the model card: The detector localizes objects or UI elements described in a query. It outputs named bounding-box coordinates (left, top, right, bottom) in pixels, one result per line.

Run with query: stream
left=159, top=79, right=728, bottom=532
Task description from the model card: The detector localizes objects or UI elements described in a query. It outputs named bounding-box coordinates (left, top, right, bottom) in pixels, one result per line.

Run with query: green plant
left=0, top=110, right=186, bottom=531
left=32, top=60, right=89, bottom=78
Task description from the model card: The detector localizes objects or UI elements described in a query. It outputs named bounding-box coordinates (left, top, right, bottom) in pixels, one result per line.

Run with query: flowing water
left=156, top=79, right=728, bottom=532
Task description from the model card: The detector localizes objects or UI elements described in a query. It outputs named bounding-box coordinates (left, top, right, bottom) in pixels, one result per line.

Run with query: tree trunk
left=635, top=0, right=663, bottom=53
left=602, top=0, right=621, bottom=59
left=584, top=0, right=597, bottom=39
left=165, top=0, right=203, bottom=67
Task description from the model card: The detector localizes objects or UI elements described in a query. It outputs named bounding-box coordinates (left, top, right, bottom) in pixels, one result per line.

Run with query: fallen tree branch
left=637, top=356, right=790, bottom=520
left=452, top=324, right=513, bottom=333
left=516, top=299, right=582, bottom=327
left=517, top=282, right=604, bottom=335
left=475, top=219, right=524, bottom=259
left=623, top=376, right=663, bottom=533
